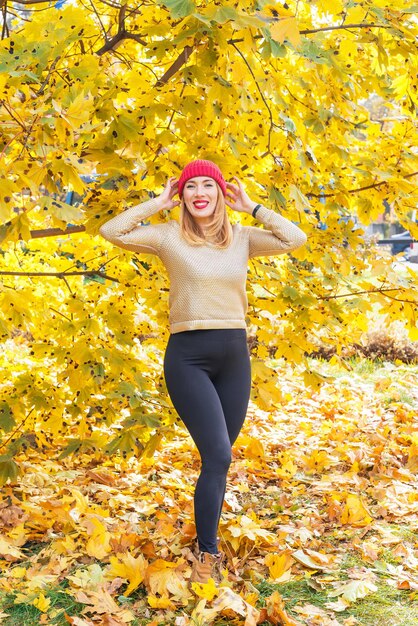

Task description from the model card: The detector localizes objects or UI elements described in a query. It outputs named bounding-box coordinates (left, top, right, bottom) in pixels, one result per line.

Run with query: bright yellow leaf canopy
left=0, top=0, right=417, bottom=469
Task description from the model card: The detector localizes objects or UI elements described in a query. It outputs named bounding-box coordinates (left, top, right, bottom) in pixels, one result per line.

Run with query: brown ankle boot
left=190, top=550, right=225, bottom=584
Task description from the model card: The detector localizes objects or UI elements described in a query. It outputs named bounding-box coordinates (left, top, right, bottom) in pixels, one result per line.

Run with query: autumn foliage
left=1, top=361, right=418, bottom=623
left=0, top=1, right=418, bottom=622
left=1, top=0, right=418, bottom=475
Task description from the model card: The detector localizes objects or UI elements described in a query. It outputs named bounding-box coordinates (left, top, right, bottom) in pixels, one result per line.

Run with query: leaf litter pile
left=0, top=361, right=417, bottom=626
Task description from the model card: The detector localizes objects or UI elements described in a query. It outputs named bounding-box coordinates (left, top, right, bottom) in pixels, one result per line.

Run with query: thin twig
left=88, top=0, right=108, bottom=40
left=0, top=270, right=120, bottom=283
left=229, top=40, right=274, bottom=154
left=0, top=407, right=35, bottom=453
left=320, top=287, right=416, bottom=304
left=307, top=171, right=418, bottom=198
left=35, top=55, right=61, bottom=96
left=49, top=306, right=73, bottom=322
left=1, top=100, right=27, bottom=130
left=228, top=22, right=391, bottom=46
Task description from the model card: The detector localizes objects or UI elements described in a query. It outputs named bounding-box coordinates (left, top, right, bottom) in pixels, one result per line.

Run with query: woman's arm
left=247, top=205, right=307, bottom=258
left=99, top=197, right=167, bottom=255
left=225, top=177, right=307, bottom=258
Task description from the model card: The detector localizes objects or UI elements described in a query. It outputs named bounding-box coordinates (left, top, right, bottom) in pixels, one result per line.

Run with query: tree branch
left=28, top=225, right=86, bottom=238
left=300, top=22, right=391, bottom=35
left=1, top=99, right=27, bottom=130
left=0, top=269, right=120, bottom=283
left=319, top=287, right=417, bottom=305
left=307, top=171, right=418, bottom=199
left=227, top=23, right=391, bottom=46
left=1, top=0, right=9, bottom=40
left=154, top=45, right=194, bottom=87
left=95, top=3, right=147, bottom=55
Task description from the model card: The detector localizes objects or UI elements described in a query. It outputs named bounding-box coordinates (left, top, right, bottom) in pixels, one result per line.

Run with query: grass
left=254, top=578, right=418, bottom=626
left=0, top=586, right=84, bottom=626
left=382, top=390, right=416, bottom=406
left=309, top=356, right=418, bottom=378
left=0, top=592, right=153, bottom=626
left=1, top=560, right=417, bottom=626
left=349, top=587, right=418, bottom=626
left=0, top=578, right=154, bottom=626
left=249, top=549, right=418, bottom=626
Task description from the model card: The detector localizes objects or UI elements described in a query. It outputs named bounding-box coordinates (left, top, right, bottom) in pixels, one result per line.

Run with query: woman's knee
left=201, top=445, right=232, bottom=473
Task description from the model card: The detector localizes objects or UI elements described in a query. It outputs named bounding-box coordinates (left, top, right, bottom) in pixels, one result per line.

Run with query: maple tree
left=0, top=1, right=417, bottom=479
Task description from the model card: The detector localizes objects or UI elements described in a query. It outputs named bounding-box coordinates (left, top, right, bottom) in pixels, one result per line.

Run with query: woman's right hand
left=156, top=177, right=181, bottom=211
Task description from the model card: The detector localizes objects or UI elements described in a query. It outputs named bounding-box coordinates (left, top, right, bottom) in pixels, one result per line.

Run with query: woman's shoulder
left=231, top=221, right=246, bottom=235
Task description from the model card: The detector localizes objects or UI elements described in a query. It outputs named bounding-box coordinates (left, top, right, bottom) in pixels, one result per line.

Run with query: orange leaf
left=265, top=590, right=304, bottom=625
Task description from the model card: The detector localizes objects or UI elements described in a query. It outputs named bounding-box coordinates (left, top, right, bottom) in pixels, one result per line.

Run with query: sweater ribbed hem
left=170, top=319, right=247, bottom=334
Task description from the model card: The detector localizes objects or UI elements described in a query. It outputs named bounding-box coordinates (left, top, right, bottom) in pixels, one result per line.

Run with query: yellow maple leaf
left=147, top=593, right=175, bottom=608
left=265, top=550, right=294, bottom=582
left=145, top=558, right=184, bottom=597
left=292, top=549, right=338, bottom=571
left=275, top=454, right=298, bottom=479
left=212, top=586, right=260, bottom=624
left=107, top=552, right=148, bottom=596
left=246, top=437, right=265, bottom=460
left=318, top=0, right=343, bottom=14
left=190, top=577, right=219, bottom=600
left=84, top=518, right=112, bottom=559
left=340, top=494, right=373, bottom=527
left=262, top=3, right=293, bottom=18
left=270, top=17, right=302, bottom=48
left=391, top=73, right=409, bottom=98
left=329, top=578, right=378, bottom=603
left=345, top=4, right=368, bottom=22
left=9, top=567, right=26, bottom=579
left=32, top=592, right=51, bottom=613
left=302, top=449, right=333, bottom=473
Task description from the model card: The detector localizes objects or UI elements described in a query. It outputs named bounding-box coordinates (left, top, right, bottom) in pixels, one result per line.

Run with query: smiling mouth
left=193, top=202, right=209, bottom=209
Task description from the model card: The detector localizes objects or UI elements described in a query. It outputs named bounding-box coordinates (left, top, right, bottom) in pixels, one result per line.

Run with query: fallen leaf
left=106, top=552, right=147, bottom=596
left=32, top=592, right=51, bottom=612
left=264, top=590, right=304, bottom=625
left=340, top=494, right=373, bottom=526
left=328, top=579, right=378, bottom=603
left=0, top=535, right=24, bottom=561
left=265, top=550, right=294, bottom=582
left=292, top=549, right=337, bottom=572
left=147, top=593, right=176, bottom=608
left=190, top=577, right=218, bottom=600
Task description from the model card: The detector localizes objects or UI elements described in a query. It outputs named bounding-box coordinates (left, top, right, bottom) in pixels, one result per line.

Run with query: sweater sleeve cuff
left=253, top=205, right=274, bottom=223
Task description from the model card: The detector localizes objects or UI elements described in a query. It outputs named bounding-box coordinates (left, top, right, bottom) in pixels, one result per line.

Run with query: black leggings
left=163, top=328, right=252, bottom=554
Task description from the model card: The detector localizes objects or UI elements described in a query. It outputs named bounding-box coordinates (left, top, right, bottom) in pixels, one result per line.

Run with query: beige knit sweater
left=99, top=198, right=307, bottom=334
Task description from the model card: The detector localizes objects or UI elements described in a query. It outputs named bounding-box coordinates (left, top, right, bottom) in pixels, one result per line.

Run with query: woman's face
left=182, top=176, right=218, bottom=225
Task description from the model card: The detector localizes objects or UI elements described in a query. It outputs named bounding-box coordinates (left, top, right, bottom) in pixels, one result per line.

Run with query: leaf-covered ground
left=0, top=359, right=417, bottom=626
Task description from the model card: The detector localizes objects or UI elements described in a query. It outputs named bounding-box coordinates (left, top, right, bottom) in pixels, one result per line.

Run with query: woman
left=99, top=159, right=307, bottom=585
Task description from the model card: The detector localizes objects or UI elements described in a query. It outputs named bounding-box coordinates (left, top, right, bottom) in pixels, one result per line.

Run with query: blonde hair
left=179, top=181, right=233, bottom=249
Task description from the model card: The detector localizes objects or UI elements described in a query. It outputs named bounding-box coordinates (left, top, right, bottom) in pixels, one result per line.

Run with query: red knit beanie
left=177, top=159, right=227, bottom=198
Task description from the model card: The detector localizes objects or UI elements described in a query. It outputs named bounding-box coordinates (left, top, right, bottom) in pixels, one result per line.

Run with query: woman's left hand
left=225, top=177, right=258, bottom=214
